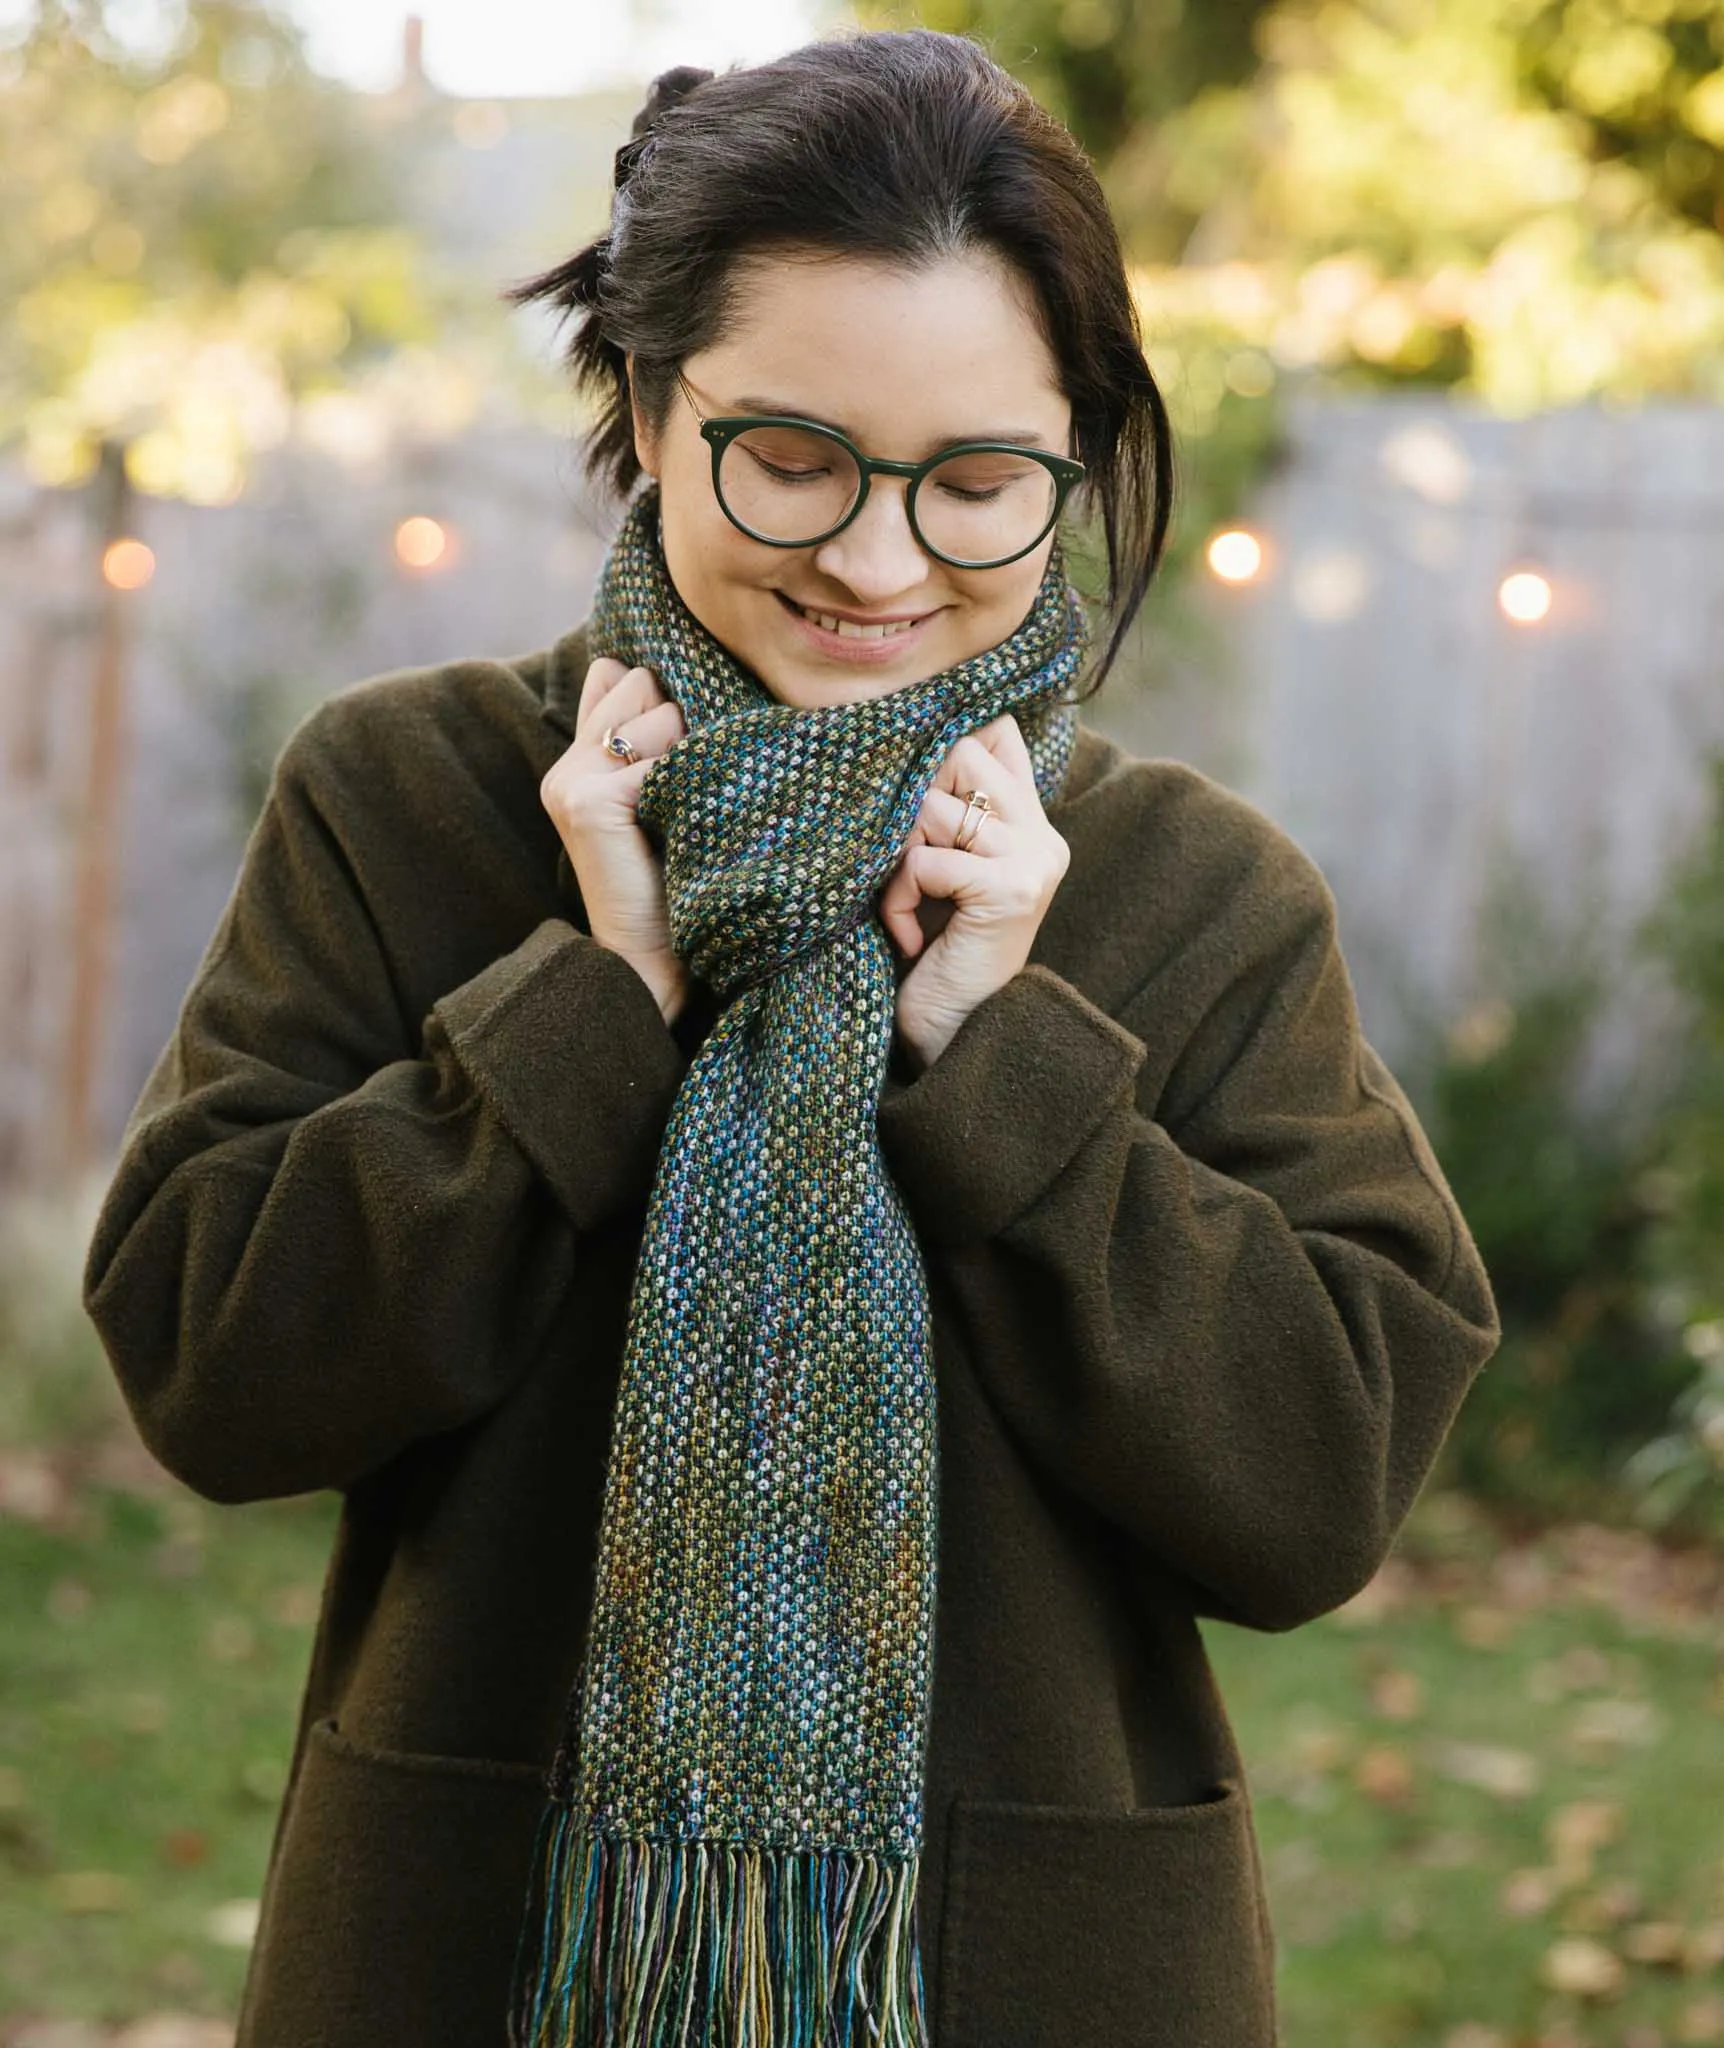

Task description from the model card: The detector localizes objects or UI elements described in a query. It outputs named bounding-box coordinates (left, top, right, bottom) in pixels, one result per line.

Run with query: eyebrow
left=731, top=395, right=1056, bottom=452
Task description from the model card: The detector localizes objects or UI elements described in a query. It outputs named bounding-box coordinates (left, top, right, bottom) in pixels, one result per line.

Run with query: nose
left=809, top=478, right=933, bottom=601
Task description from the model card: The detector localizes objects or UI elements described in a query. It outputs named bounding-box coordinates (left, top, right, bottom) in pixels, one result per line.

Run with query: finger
left=923, top=784, right=1015, bottom=850
left=900, top=841, right=994, bottom=905
left=877, top=837, right=926, bottom=956
left=933, top=731, right=1032, bottom=817
left=576, top=658, right=630, bottom=734
left=577, top=662, right=663, bottom=739
left=983, top=713, right=1036, bottom=784
left=591, top=698, right=684, bottom=763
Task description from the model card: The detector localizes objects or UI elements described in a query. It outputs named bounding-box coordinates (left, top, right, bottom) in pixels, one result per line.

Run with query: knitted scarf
left=508, top=484, right=1086, bottom=2046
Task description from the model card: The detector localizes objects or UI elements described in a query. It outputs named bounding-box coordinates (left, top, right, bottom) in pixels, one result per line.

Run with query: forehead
left=693, top=248, right=1068, bottom=444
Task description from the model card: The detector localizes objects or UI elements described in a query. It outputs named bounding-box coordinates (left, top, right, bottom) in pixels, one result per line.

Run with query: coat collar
left=538, top=622, right=591, bottom=742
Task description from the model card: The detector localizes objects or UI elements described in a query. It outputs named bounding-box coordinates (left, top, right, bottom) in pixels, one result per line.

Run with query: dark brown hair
left=504, top=30, right=1174, bottom=696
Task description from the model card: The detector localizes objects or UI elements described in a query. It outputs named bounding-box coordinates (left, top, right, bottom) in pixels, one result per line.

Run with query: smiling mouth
left=776, top=592, right=932, bottom=641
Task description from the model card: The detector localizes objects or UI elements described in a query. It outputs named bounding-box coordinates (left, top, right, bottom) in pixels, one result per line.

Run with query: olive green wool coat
left=84, top=620, right=1500, bottom=2048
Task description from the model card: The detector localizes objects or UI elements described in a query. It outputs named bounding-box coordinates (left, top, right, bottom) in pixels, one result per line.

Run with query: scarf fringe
left=508, top=1800, right=930, bottom=2048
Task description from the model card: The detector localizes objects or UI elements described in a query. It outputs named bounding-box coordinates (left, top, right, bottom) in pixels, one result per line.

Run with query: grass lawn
left=1, top=1474, right=1721, bottom=2045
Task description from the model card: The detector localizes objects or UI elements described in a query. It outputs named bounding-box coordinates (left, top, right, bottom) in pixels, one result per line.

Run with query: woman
left=83, top=30, right=1499, bottom=2048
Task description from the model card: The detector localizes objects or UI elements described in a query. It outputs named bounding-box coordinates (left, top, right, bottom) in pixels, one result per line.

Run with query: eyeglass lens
left=717, top=426, right=1059, bottom=565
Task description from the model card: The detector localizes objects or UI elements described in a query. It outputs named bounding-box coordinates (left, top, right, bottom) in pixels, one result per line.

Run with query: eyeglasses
left=674, top=371, right=1085, bottom=571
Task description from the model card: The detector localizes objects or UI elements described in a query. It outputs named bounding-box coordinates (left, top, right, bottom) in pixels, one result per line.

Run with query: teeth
left=797, top=602, right=919, bottom=640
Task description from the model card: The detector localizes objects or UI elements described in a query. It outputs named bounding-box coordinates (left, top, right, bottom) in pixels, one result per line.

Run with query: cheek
left=947, top=558, right=1047, bottom=654
left=658, top=476, right=734, bottom=598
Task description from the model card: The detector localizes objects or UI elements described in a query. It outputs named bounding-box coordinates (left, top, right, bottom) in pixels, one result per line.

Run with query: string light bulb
left=1498, top=569, right=1552, bottom=625
left=1207, top=528, right=1265, bottom=584
left=395, top=516, right=453, bottom=571
left=102, top=538, right=156, bottom=590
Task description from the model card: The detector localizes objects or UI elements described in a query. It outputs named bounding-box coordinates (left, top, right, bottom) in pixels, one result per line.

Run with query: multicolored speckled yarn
left=508, top=485, right=1086, bottom=2045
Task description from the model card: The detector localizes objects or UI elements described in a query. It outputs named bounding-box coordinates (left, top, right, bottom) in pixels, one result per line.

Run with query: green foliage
left=0, top=1481, right=339, bottom=2019
left=1622, top=752, right=1724, bottom=1535
left=1, top=0, right=442, bottom=500
left=0, top=1181, right=131, bottom=1464
left=1520, top=0, right=1724, bottom=239
left=857, top=0, right=1271, bottom=164
left=1416, top=964, right=1692, bottom=1523
left=892, top=0, right=1724, bottom=407
left=1404, top=757, right=1724, bottom=1535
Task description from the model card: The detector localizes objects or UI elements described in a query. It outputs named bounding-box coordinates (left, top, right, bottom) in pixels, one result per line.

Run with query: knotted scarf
left=508, top=484, right=1087, bottom=2045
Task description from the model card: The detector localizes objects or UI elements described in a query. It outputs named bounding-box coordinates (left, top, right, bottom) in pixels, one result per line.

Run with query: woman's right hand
left=540, top=658, right=689, bottom=1024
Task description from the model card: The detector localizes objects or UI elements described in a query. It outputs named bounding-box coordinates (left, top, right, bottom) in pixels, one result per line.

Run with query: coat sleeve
left=82, top=704, right=687, bottom=1507
left=875, top=798, right=1501, bottom=1635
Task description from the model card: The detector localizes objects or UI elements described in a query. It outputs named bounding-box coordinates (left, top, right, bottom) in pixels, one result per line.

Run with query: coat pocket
left=237, top=1716, right=550, bottom=2048
left=936, top=1776, right=1277, bottom=2048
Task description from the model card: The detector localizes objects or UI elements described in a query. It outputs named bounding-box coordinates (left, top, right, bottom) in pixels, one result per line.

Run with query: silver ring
left=601, top=725, right=640, bottom=765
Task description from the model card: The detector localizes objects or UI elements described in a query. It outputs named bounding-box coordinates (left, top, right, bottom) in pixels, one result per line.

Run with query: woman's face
left=629, top=248, right=1073, bottom=710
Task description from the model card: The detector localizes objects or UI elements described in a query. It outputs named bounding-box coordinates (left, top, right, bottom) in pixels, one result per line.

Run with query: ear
left=626, top=351, right=660, bottom=479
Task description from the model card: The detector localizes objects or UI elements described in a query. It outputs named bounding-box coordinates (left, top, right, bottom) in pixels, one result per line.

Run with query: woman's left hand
left=878, top=714, right=1071, bottom=1072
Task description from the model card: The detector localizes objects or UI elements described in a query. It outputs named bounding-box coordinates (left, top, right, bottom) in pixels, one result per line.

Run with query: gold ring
left=601, top=725, right=641, bottom=765
left=953, top=788, right=995, bottom=853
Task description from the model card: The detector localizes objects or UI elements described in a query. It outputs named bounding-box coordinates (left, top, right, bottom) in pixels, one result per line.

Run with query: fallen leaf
left=1453, top=1605, right=1514, bottom=1649
left=267, top=1581, right=321, bottom=1628
left=1683, top=1923, right=1724, bottom=1975
left=1547, top=1800, right=1623, bottom=1884
left=7, top=2022, right=108, bottom=2048
left=1429, top=1740, right=1540, bottom=1799
left=1539, top=1936, right=1625, bottom=1999
left=1568, top=1697, right=1665, bottom=1758
left=116, top=2017, right=237, bottom=2048
left=1559, top=1645, right=1615, bottom=1691
left=1331, top=1556, right=1416, bottom=1626
left=1491, top=1545, right=1554, bottom=1609
left=1353, top=1742, right=1417, bottom=1804
left=1560, top=1877, right=1642, bottom=1930
left=49, top=1868, right=136, bottom=1913
left=1623, top=1920, right=1688, bottom=1966
left=1371, top=1668, right=1427, bottom=1720
left=160, top=1826, right=210, bottom=1869
left=0, top=1452, right=68, bottom=1525
left=1288, top=1723, right=1351, bottom=1774
left=204, top=1896, right=260, bottom=1948
left=1501, top=1866, right=1561, bottom=1919
left=1677, top=1994, right=1724, bottom=2044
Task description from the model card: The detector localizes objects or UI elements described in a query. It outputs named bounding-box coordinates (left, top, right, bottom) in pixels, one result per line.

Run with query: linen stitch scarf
left=508, top=484, right=1087, bottom=2046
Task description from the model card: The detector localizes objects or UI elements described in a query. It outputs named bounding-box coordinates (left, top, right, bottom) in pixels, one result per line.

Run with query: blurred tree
left=1522, top=0, right=1724, bottom=239
left=1124, top=0, right=1724, bottom=409
left=878, top=0, right=1724, bottom=411
left=861, top=0, right=1272, bottom=174
left=1, top=0, right=446, bottom=503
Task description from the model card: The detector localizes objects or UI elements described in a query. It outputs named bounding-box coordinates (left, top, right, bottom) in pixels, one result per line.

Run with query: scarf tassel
left=508, top=1800, right=931, bottom=2047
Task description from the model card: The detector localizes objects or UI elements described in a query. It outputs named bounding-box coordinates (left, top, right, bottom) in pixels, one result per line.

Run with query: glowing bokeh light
left=395, top=516, right=452, bottom=570
left=1499, top=570, right=1553, bottom=625
left=102, top=538, right=156, bottom=590
left=1207, top=529, right=1265, bottom=583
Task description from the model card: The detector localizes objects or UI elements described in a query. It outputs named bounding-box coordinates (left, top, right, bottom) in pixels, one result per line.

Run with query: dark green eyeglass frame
left=674, top=371, right=1086, bottom=570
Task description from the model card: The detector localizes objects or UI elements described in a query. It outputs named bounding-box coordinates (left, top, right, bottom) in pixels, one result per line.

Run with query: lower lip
left=774, top=591, right=939, bottom=665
